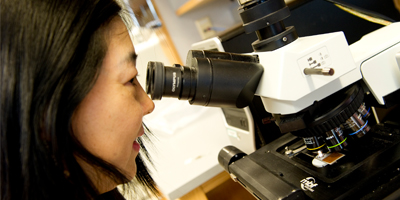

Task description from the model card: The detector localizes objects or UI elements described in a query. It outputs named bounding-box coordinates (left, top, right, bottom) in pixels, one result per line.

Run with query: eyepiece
left=146, top=50, right=264, bottom=108
left=146, top=61, right=164, bottom=100
left=146, top=62, right=196, bottom=101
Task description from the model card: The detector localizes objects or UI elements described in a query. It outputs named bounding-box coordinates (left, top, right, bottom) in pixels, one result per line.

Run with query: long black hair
left=1, top=0, right=158, bottom=199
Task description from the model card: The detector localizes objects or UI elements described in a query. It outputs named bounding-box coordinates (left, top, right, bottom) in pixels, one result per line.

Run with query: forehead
left=105, top=17, right=134, bottom=50
left=100, top=17, right=136, bottom=73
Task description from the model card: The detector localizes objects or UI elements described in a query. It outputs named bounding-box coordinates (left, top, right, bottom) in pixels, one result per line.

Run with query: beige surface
left=176, top=0, right=216, bottom=16
left=160, top=172, right=254, bottom=200
left=160, top=172, right=229, bottom=200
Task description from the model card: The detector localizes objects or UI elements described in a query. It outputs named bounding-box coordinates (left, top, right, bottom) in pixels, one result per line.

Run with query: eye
left=127, top=74, right=139, bottom=85
left=129, top=74, right=139, bottom=84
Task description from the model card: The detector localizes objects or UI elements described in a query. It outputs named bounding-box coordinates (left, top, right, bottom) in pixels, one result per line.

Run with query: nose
left=143, top=94, right=155, bottom=115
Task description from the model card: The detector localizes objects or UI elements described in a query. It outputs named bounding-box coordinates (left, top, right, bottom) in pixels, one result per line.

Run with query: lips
left=133, top=126, right=144, bottom=151
left=133, top=139, right=141, bottom=151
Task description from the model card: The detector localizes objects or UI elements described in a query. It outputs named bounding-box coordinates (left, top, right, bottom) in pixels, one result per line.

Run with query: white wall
left=153, top=0, right=242, bottom=63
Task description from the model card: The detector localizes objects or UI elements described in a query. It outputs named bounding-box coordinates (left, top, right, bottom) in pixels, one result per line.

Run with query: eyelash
left=129, top=74, right=139, bottom=84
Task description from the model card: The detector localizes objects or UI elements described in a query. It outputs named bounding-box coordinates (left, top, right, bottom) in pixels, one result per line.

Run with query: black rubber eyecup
left=146, top=61, right=165, bottom=100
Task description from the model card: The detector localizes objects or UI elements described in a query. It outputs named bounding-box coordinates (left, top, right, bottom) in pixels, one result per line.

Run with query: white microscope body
left=252, top=22, right=400, bottom=115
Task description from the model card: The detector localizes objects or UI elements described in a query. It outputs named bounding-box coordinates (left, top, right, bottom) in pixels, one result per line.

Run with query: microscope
left=146, top=0, right=400, bottom=199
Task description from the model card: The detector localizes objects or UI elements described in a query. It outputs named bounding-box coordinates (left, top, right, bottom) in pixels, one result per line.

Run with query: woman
left=1, top=0, right=157, bottom=199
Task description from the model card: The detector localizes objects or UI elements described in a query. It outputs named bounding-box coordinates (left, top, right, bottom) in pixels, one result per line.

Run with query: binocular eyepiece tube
left=146, top=50, right=264, bottom=108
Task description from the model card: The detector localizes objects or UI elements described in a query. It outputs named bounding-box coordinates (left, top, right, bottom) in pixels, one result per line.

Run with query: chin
left=127, top=164, right=137, bottom=180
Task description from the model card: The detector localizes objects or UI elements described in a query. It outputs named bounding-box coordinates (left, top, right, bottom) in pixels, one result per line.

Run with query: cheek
left=72, top=86, right=143, bottom=169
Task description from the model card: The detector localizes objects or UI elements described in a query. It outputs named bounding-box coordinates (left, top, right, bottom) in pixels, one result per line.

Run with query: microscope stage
left=229, top=124, right=400, bottom=199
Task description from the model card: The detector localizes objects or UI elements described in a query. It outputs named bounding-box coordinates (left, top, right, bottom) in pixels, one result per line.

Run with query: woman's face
left=71, top=17, right=154, bottom=189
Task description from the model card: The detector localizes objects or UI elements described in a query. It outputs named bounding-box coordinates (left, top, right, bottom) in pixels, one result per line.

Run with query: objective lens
left=345, top=113, right=370, bottom=139
left=325, top=127, right=347, bottom=152
left=357, top=103, right=371, bottom=120
left=303, top=136, right=327, bottom=153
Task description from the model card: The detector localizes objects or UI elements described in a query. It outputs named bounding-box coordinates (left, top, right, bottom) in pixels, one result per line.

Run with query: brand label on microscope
left=300, top=177, right=318, bottom=192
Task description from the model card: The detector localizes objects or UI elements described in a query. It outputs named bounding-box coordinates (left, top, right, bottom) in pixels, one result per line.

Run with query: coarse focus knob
left=218, top=146, right=247, bottom=173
